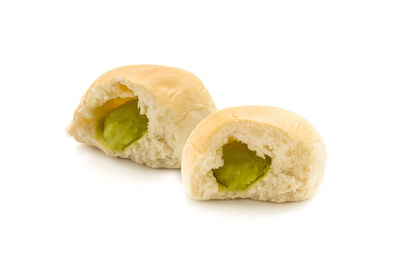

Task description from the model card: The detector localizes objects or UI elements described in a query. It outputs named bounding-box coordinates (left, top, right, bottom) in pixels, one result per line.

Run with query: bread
left=181, top=106, right=326, bottom=202
left=67, top=65, right=217, bottom=168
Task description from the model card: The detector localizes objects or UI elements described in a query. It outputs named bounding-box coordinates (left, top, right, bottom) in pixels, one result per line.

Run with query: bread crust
left=72, top=65, right=214, bottom=125
left=68, top=65, right=216, bottom=168
left=182, top=106, right=326, bottom=202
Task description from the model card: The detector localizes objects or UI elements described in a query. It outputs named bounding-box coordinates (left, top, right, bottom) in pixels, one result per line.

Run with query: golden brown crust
left=187, top=106, right=323, bottom=154
left=84, top=65, right=214, bottom=121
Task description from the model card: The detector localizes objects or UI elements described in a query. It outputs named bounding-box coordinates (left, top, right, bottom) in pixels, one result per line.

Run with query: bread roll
left=181, top=106, right=326, bottom=202
left=67, top=65, right=217, bottom=168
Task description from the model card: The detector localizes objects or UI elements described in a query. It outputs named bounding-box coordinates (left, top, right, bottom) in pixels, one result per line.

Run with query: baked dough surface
left=182, top=106, right=326, bottom=202
left=68, top=65, right=217, bottom=168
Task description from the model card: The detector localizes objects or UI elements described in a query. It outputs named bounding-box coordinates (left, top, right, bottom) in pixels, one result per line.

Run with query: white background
left=1, top=0, right=399, bottom=266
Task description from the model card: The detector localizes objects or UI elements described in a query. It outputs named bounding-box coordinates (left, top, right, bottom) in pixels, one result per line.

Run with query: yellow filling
left=102, top=99, right=148, bottom=150
left=212, top=141, right=272, bottom=191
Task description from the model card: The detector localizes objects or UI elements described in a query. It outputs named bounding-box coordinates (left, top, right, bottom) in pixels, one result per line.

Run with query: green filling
left=212, top=141, right=272, bottom=192
left=103, top=99, right=148, bottom=151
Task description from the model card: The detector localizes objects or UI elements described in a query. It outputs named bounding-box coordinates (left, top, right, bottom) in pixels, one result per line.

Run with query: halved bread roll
left=68, top=65, right=216, bottom=168
left=181, top=106, right=326, bottom=202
